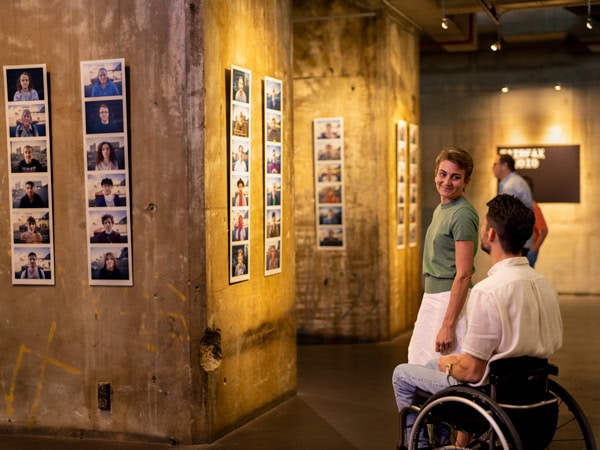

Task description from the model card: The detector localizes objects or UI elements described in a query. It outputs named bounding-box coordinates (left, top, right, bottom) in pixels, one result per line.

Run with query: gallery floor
left=0, top=295, right=598, bottom=450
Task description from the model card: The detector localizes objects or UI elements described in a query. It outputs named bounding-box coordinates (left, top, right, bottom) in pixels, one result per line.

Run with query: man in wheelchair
left=392, top=194, right=563, bottom=449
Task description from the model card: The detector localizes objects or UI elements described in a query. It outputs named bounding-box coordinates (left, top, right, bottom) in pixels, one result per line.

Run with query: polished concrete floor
left=0, top=294, right=598, bottom=449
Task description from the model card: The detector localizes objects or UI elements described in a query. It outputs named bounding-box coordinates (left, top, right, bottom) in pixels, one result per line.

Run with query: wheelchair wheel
left=548, top=379, right=597, bottom=449
left=410, top=386, right=523, bottom=449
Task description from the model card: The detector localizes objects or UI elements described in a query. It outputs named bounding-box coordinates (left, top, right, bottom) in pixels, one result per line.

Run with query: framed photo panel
left=4, top=64, right=55, bottom=285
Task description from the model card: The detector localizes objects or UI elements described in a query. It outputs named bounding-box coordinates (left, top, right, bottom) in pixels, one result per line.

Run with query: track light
left=554, top=84, right=562, bottom=91
left=587, top=0, right=593, bottom=29
left=501, top=86, right=509, bottom=93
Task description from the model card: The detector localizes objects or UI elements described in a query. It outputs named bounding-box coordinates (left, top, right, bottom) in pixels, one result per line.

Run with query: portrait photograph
left=318, top=227, right=344, bottom=248
left=317, top=162, right=342, bottom=183
left=397, top=119, right=407, bottom=143
left=265, top=175, right=281, bottom=207
left=87, top=172, right=128, bottom=208
left=8, top=103, right=47, bottom=137
left=10, top=139, right=48, bottom=173
left=266, top=112, right=281, bottom=143
left=318, top=185, right=342, bottom=204
left=266, top=144, right=281, bottom=174
left=231, top=104, right=250, bottom=138
left=88, top=209, right=128, bottom=244
left=265, top=240, right=281, bottom=272
left=265, top=207, right=281, bottom=239
left=5, top=66, right=45, bottom=102
left=231, top=243, right=249, bottom=281
left=231, top=208, right=249, bottom=242
left=318, top=206, right=343, bottom=225
left=85, top=100, right=124, bottom=135
left=12, top=176, right=49, bottom=209
left=231, top=140, right=249, bottom=173
left=232, top=67, right=250, bottom=104
left=409, top=123, right=419, bottom=147
left=90, top=246, right=130, bottom=283
left=86, top=136, right=126, bottom=171
left=397, top=225, right=405, bottom=248
left=81, top=59, right=123, bottom=98
left=317, top=142, right=341, bottom=161
left=12, top=211, right=51, bottom=244
left=231, top=174, right=250, bottom=207
left=314, top=118, right=342, bottom=140
left=13, top=245, right=52, bottom=284
left=265, top=77, right=281, bottom=112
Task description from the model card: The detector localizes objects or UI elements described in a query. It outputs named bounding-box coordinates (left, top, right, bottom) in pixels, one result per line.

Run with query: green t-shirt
left=423, top=196, right=479, bottom=293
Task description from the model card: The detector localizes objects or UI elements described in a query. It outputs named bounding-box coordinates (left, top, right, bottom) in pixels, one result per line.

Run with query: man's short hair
left=499, top=153, right=516, bottom=172
left=28, top=252, right=37, bottom=258
left=101, top=178, right=113, bottom=186
left=486, top=194, right=534, bottom=254
left=435, top=147, right=474, bottom=179
left=101, top=214, right=114, bottom=224
left=26, top=216, right=36, bottom=225
left=25, top=181, right=35, bottom=188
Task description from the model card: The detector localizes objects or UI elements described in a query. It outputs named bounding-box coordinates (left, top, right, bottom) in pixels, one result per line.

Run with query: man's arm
left=438, top=353, right=487, bottom=383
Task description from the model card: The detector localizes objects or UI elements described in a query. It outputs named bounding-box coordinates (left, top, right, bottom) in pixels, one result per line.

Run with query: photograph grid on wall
left=264, top=76, right=282, bottom=276
left=80, top=58, right=132, bottom=286
left=314, top=118, right=344, bottom=250
left=408, top=123, right=419, bottom=248
left=230, top=65, right=251, bottom=283
left=4, top=64, right=55, bottom=285
left=397, top=120, right=408, bottom=249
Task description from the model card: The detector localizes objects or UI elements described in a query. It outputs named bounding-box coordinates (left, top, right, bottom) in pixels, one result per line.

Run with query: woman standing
left=407, top=147, right=479, bottom=365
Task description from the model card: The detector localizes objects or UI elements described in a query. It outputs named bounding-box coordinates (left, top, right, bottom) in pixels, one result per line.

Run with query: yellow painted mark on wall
left=167, top=284, right=186, bottom=302
left=160, top=311, right=190, bottom=342
left=2, top=322, right=81, bottom=424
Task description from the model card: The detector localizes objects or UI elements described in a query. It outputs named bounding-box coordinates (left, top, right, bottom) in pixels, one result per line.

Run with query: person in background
left=492, top=153, right=534, bottom=256
left=522, top=175, right=549, bottom=268
left=92, top=103, right=121, bottom=134
left=95, top=178, right=125, bottom=207
left=408, top=147, right=478, bottom=366
left=14, top=71, right=39, bottom=101
left=94, top=214, right=122, bottom=244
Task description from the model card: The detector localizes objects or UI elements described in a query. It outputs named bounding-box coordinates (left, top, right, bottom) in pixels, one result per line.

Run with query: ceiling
left=354, top=0, right=600, bottom=54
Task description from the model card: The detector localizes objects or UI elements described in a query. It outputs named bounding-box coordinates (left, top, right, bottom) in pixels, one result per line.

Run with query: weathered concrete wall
left=421, top=83, right=600, bottom=294
left=0, top=0, right=295, bottom=444
left=292, top=0, right=421, bottom=341
left=202, top=0, right=296, bottom=442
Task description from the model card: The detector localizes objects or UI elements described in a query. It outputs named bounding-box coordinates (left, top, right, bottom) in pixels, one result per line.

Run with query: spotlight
left=554, top=84, right=562, bottom=91
left=491, top=41, right=501, bottom=52
left=441, top=17, right=449, bottom=30
left=586, top=17, right=593, bottom=30
left=501, top=86, right=509, bottom=93
left=587, top=0, right=593, bottom=29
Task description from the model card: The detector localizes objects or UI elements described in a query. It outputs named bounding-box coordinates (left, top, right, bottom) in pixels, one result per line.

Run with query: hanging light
left=491, top=21, right=502, bottom=51
left=441, top=0, right=449, bottom=29
left=587, top=0, right=593, bottom=29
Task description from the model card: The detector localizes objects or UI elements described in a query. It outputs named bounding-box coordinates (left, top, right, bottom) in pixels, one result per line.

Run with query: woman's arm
left=435, top=239, right=474, bottom=353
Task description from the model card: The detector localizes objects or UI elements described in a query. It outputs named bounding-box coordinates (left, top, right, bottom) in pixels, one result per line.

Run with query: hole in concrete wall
left=199, top=328, right=222, bottom=372
left=98, top=383, right=111, bottom=411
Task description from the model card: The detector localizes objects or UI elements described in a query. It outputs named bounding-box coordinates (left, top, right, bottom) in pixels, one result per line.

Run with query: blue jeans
left=392, top=359, right=459, bottom=447
left=392, top=359, right=459, bottom=412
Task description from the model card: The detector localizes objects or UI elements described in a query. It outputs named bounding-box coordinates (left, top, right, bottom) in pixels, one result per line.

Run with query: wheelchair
left=398, top=356, right=596, bottom=449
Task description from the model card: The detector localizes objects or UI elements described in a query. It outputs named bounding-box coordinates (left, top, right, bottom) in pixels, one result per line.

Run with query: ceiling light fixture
left=554, top=84, right=562, bottom=91
left=586, top=0, right=593, bottom=29
left=491, top=21, right=502, bottom=51
left=501, top=86, right=509, bottom=93
left=441, top=0, right=449, bottom=29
